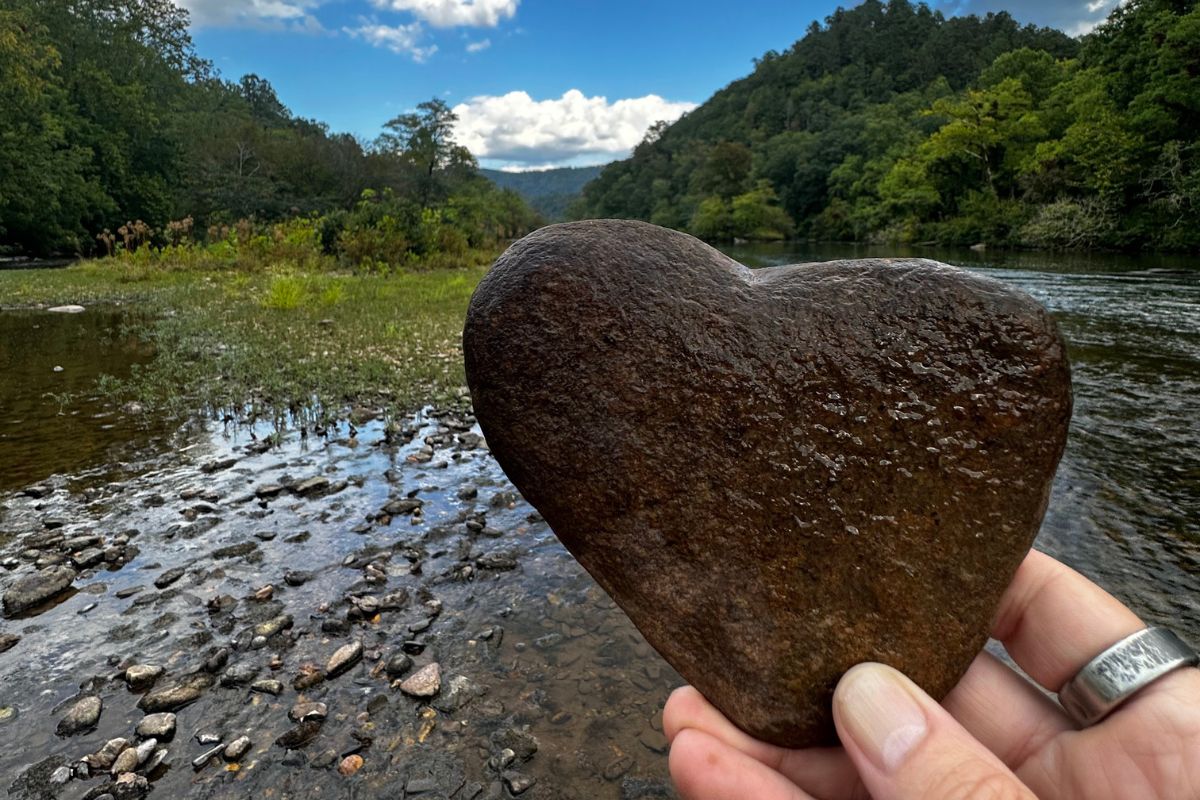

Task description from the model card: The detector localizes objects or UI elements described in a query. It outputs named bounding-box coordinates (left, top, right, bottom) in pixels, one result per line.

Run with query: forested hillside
left=0, top=0, right=537, bottom=259
left=481, top=166, right=604, bottom=220
left=575, top=0, right=1200, bottom=250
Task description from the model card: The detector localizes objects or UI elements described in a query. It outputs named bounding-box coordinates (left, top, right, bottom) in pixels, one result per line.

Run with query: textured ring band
left=1058, top=626, right=1199, bottom=727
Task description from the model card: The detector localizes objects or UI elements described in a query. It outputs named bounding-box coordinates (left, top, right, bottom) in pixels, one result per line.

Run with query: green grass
left=0, top=256, right=494, bottom=427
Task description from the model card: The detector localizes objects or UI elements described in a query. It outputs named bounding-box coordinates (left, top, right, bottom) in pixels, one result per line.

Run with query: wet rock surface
left=464, top=220, right=1073, bottom=746
left=0, top=404, right=682, bottom=799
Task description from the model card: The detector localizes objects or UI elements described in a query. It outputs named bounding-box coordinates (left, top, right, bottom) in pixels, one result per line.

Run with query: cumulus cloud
left=345, top=21, right=437, bottom=61
left=466, top=38, right=491, bottom=53
left=176, top=0, right=327, bottom=30
left=367, top=0, right=518, bottom=28
left=452, top=89, right=697, bottom=170
left=934, top=0, right=1121, bottom=38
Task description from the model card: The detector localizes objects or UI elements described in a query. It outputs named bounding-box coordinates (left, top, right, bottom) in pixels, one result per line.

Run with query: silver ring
left=1058, top=626, right=1199, bottom=726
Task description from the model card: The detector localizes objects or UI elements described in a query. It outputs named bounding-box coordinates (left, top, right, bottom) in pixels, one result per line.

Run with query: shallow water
left=0, top=307, right=186, bottom=494
left=1, top=247, right=1199, bottom=799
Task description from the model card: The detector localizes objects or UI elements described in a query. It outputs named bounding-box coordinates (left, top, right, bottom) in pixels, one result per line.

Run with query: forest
left=0, top=0, right=538, bottom=261
left=575, top=0, right=1200, bottom=251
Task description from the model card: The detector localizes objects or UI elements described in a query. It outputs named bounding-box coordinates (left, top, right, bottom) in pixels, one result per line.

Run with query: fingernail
left=835, top=663, right=929, bottom=773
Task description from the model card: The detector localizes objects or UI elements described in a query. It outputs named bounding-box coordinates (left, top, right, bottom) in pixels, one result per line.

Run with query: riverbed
left=1, top=247, right=1198, bottom=799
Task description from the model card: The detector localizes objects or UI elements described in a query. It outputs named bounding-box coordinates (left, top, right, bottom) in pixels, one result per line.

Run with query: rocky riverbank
left=0, top=398, right=679, bottom=800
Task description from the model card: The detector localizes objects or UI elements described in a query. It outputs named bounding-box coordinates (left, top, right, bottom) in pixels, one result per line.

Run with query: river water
left=0, top=246, right=1198, bottom=799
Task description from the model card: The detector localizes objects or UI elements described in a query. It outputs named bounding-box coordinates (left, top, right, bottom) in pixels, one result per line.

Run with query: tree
left=377, top=99, right=476, bottom=209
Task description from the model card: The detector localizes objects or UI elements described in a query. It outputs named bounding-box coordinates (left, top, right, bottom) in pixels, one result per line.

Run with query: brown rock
left=398, top=663, right=440, bottom=698
left=463, top=220, right=1072, bottom=747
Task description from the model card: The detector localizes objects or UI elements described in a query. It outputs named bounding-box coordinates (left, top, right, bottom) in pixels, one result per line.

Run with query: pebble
left=250, top=678, right=283, bottom=696
left=136, top=713, right=176, bottom=740
left=137, top=674, right=212, bottom=712
left=220, top=662, right=260, bottom=687
left=638, top=729, right=669, bottom=753
left=253, top=614, right=293, bottom=638
left=57, top=695, right=102, bottom=736
left=124, top=664, right=163, bottom=691
left=153, top=567, right=185, bottom=589
left=385, top=653, right=413, bottom=677
left=398, top=662, right=440, bottom=697
left=223, top=736, right=252, bottom=761
left=275, top=720, right=322, bottom=750
left=289, top=701, right=328, bottom=723
left=502, top=771, right=536, bottom=795
left=326, top=640, right=363, bottom=677
left=111, top=746, right=139, bottom=774
left=337, top=754, right=364, bottom=776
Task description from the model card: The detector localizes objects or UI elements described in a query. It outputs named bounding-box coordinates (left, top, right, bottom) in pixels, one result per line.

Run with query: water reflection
left=0, top=308, right=189, bottom=493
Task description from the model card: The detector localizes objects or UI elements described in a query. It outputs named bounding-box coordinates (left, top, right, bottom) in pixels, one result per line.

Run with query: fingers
left=669, top=728, right=816, bottom=800
left=665, top=686, right=865, bottom=800
left=941, top=651, right=1072, bottom=768
left=834, top=663, right=1037, bottom=800
left=992, top=549, right=1145, bottom=693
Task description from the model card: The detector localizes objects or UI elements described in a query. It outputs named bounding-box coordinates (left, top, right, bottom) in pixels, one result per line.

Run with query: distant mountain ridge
left=481, top=165, right=605, bottom=221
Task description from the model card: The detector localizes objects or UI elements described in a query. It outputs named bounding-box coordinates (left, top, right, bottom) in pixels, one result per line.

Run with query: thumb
left=833, top=663, right=1036, bottom=800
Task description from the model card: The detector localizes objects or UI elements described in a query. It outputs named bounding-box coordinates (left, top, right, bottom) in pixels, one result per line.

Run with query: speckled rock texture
left=463, top=219, right=1072, bottom=747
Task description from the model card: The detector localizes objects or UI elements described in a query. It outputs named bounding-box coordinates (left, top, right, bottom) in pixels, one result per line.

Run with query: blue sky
left=180, top=0, right=1119, bottom=170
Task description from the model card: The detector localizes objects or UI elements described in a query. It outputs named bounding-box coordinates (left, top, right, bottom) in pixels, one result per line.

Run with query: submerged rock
left=136, top=713, right=176, bottom=740
left=3, top=565, right=76, bottom=616
left=325, top=641, right=363, bottom=677
left=137, top=674, right=213, bottom=712
left=56, top=695, right=102, bottom=736
left=398, top=663, right=440, bottom=698
left=275, top=720, right=322, bottom=750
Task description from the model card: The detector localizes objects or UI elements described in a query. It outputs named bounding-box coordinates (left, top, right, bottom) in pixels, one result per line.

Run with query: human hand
left=663, top=549, right=1200, bottom=799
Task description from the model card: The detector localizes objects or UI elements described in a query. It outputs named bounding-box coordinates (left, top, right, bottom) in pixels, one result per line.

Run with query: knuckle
left=928, top=766, right=1034, bottom=800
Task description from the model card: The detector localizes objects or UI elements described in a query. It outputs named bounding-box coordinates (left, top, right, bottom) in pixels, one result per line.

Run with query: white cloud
left=466, top=38, right=491, bottom=53
left=345, top=21, right=438, bottom=61
left=934, top=0, right=1122, bottom=38
left=452, top=89, right=697, bottom=170
left=176, top=0, right=326, bottom=30
left=367, top=0, right=518, bottom=28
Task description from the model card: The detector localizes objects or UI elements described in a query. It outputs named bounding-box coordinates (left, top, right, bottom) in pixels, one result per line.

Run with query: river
left=0, top=245, right=1198, bottom=799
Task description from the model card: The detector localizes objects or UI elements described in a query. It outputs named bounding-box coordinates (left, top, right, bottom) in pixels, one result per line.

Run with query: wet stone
left=153, top=568, right=184, bottom=589
left=283, top=569, right=313, bottom=586
left=223, top=736, right=251, bottom=761
left=250, top=678, right=283, bottom=696
left=0, top=633, right=19, bottom=653
left=124, top=664, right=163, bottom=691
left=326, top=640, right=363, bottom=677
left=398, top=662, right=440, bottom=697
left=502, top=772, right=536, bottom=795
left=3, top=564, right=76, bottom=616
left=463, top=219, right=1073, bottom=747
left=293, top=477, right=330, bottom=497
left=275, top=720, right=322, bottom=750
left=135, top=712, right=176, bottom=740
left=289, top=701, right=328, bottom=723
left=491, top=726, right=538, bottom=761
left=56, top=695, right=102, bottom=736
left=385, top=652, right=413, bottom=677
left=220, top=662, right=260, bottom=687
left=137, top=674, right=212, bottom=712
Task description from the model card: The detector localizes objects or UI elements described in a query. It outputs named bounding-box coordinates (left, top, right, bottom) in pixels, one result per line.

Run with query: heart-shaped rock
left=463, top=220, right=1071, bottom=747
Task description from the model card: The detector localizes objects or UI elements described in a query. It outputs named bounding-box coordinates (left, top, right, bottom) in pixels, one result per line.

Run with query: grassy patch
left=0, top=255, right=496, bottom=427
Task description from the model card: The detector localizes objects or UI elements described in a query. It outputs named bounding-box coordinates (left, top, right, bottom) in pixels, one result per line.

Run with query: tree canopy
left=574, top=0, right=1200, bottom=250
left=0, top=0, right=537, bottom=257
